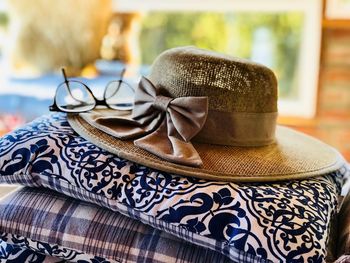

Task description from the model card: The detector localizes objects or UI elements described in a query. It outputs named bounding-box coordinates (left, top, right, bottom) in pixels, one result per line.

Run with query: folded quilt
left=0, top=187, right=233, bottom=263
left=0, top=114, right=347, bottom=262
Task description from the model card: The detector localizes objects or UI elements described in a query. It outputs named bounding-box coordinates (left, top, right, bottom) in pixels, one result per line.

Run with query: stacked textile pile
left=0, top=47, right=348, bottom=262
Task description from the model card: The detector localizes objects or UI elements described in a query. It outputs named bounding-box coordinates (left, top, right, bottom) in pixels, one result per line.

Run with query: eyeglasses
left=49, top=68, right=135, bottom=113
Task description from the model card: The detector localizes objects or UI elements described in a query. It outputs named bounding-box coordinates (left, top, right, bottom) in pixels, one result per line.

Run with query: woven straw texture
left=68, top=114, right=344, bottom=182
left=68, top=46, right=344, bottom=182
left=149, top=46, right=278, bottom=113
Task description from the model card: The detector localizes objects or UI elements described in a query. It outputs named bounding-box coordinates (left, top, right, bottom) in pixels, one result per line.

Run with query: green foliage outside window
left=0, top=13, right=7, bottom=26
left=0, top=13, right=8, bottom=56
left=140, top=12, right=303, bottom=99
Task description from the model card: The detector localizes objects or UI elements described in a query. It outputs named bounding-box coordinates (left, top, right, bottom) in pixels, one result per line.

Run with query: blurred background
left=0, top=0, right=349, bottom=160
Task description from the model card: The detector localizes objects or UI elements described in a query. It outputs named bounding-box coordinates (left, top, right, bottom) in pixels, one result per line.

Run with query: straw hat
left=68, top=46, right=345, bottom=182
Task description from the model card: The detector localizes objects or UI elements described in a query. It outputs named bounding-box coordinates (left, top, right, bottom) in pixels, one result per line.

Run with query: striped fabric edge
left=0, top=173, right=271, bottom=263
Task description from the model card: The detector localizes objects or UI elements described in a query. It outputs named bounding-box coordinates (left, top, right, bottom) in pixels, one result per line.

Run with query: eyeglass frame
left=49, top=68, right=135, bottom=112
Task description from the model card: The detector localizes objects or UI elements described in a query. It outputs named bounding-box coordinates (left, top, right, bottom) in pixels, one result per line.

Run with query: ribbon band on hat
left=93, top=77, right=208, bottom=167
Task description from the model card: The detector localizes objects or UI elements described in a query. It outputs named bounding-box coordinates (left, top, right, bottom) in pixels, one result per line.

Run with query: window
left=116, top=0, right=322, bottom=118
left=0, top=0, right=323, bottom=118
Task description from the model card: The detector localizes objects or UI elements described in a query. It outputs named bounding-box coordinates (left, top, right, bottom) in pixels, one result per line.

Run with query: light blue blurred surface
left=0, top=60, right=143, bottom=121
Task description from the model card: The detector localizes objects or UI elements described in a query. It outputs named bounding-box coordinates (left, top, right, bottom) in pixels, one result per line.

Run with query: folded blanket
left=0, top=187, right=233, bottom=263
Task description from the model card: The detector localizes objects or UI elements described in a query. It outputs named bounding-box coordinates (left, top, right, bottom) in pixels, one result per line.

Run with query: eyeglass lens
left=56, top=81, right=96, bottom=112
left=104, top=80, right=134, bottom=110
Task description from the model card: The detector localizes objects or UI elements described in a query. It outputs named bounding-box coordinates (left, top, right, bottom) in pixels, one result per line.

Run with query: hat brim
left=68, top=110, right=345, bottom=182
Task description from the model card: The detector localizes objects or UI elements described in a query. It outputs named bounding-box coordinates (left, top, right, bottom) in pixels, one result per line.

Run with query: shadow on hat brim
left=68, top=112, right=346, bottom=182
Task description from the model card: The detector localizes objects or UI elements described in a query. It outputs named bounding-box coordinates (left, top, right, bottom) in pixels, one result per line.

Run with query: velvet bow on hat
left=91, top=77, right=208, bottom=166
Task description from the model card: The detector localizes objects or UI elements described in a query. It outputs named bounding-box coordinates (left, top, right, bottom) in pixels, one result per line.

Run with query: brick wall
left=282, top=28, right=350, bottom=161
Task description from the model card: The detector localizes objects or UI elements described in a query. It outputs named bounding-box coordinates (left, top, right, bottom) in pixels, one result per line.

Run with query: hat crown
left=149, top=46, right=278, bottom=113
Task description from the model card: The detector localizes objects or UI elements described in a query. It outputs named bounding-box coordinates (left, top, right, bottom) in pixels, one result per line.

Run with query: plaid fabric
left=0, top=187, right=258, bottom=263
left=0, top=174, right=271, bottom=263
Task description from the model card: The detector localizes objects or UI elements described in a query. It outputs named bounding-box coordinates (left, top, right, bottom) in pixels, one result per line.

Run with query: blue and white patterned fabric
left=0, top=237, right=112, bottom=263
left=1, top=240, right=61, bottom=263
left=0, top=114, right=347, bottom=262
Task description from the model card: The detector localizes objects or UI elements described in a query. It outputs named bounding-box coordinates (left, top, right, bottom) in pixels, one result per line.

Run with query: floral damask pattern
left=0, top=233, right=113, bottom=263
left=0, top=113, right=347, bottom=262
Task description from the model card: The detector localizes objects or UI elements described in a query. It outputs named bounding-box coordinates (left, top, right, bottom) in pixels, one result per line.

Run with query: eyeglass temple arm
left=62, top=68, right=69, bottom=84
left=49, top=68, right=68, bottom=111
left=103, top=68, right=128, bottom=101
left=49, top=68, right=69, bottom=111
left=117, top=68, right=126, bottom=89
left=61, top=67, right=87, bottom=104
left=120, top=68, right=126, bottom=80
